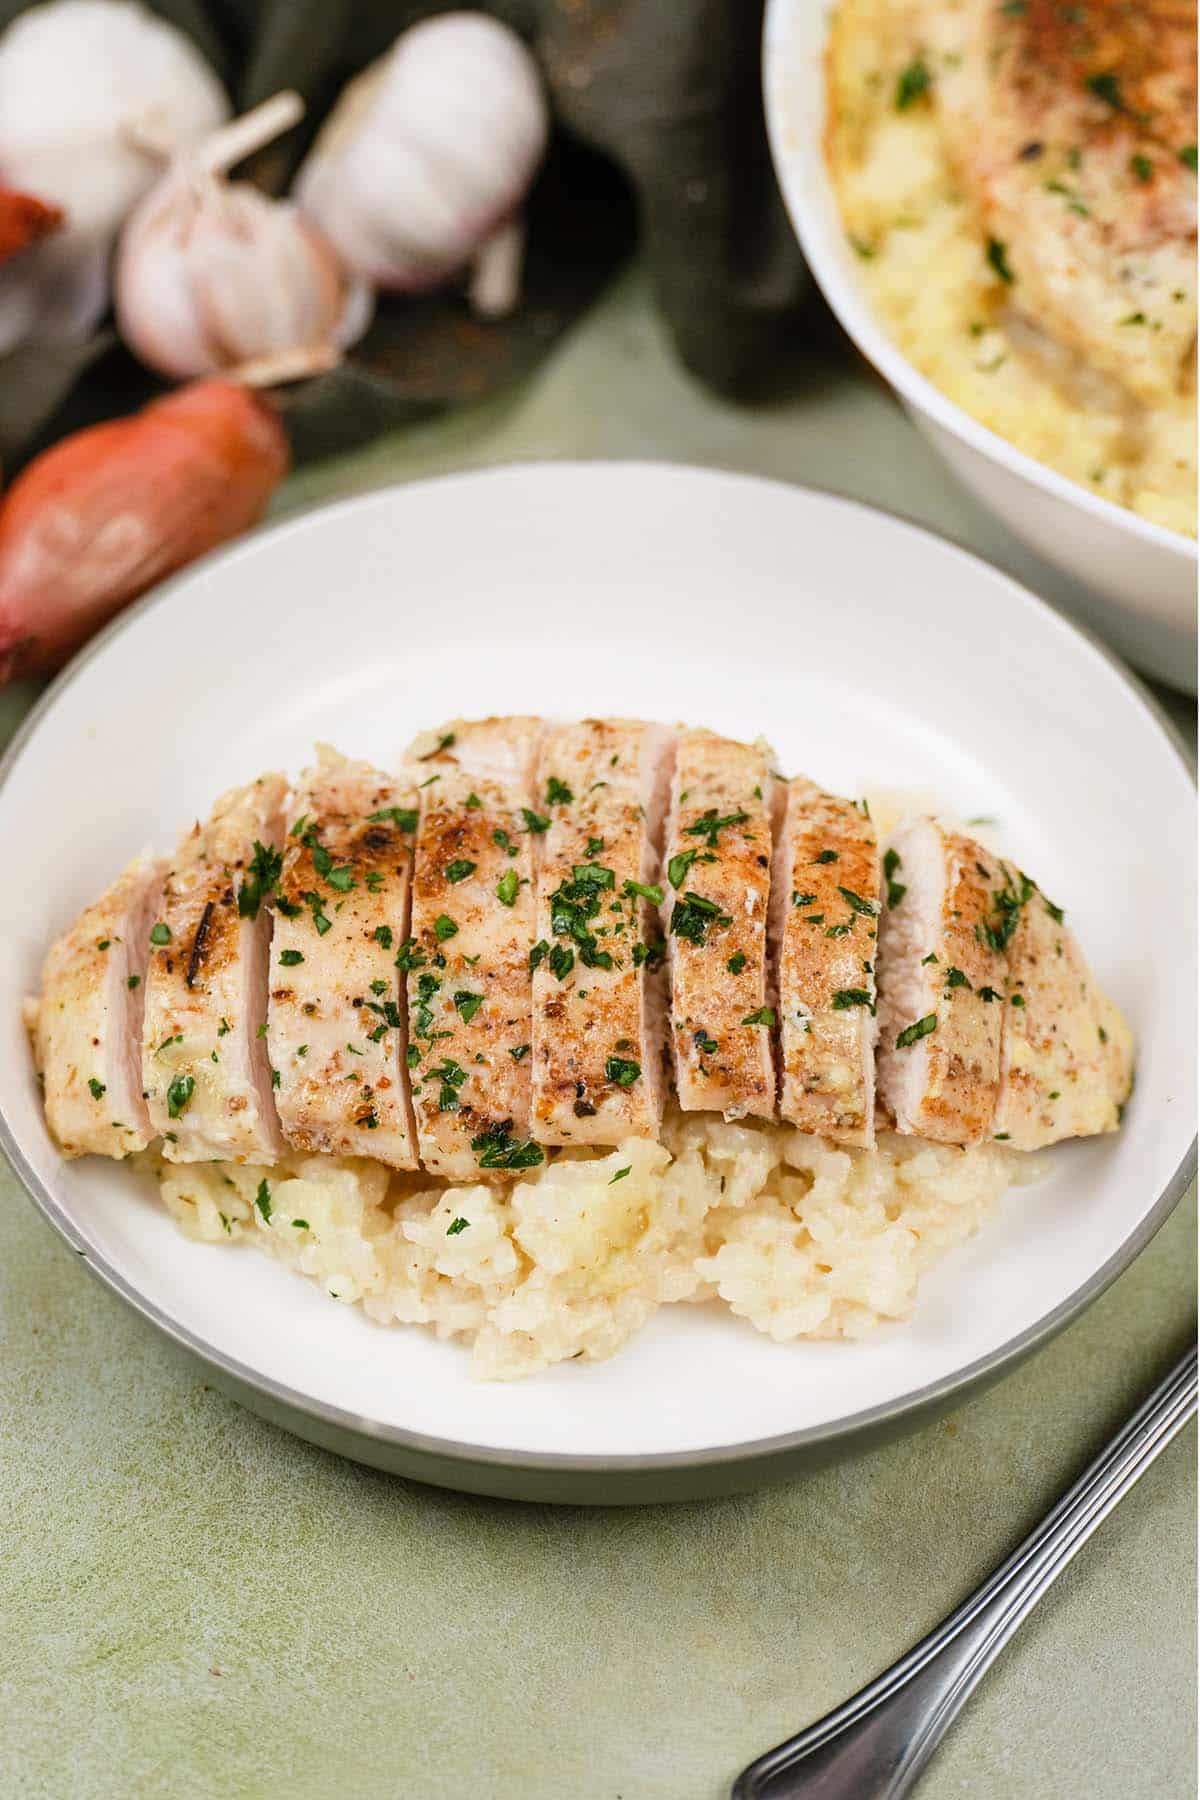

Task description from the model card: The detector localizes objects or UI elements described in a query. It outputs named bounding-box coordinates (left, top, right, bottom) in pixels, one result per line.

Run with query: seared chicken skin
left=403, top=720, right=543, bottom=1180
left=33, top=854, right=164, bottom=1157
left=531, top=719, right=674, bottom=1146
left=268, top=748, right=419, bottom=1170
left=661, top=729, right=777, bottom=1120
left=773, top=780, right=880, bottom=1147
left=929, top=0, right=1197, bottom=404
left=992, top=876, right=1134, bottom=1148
left=142, top=775, right=287, bottom=1163
left=875, top=821, right=1008, bottom=1146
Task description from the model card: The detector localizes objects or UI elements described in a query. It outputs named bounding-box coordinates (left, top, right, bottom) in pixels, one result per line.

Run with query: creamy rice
left=151, top=1109, right=1036, bottom=1379
left=825, top=0, right=1197, bottom=537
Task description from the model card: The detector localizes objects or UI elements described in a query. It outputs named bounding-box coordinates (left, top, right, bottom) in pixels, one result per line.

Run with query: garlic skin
left=295, top=12, right=548, bottom=317
left=115, top=97, right=373, bottom=382
left=0, top=0, right=229, bottom=353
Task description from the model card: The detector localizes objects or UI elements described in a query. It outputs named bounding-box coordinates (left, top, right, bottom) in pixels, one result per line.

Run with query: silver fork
left=734, top=1345, right=1198, bottom=1800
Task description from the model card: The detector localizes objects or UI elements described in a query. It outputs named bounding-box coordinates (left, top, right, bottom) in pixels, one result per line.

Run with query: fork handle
left=734, top=1347, right=1198, bottom=1800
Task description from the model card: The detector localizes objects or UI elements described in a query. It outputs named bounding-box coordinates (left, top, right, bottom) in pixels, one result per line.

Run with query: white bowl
left=763, top=0, right=1198, bottom=691
left=0, top=464, right=1193, bottom=1502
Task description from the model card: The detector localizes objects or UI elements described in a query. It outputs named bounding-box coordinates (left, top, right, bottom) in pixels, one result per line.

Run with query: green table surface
left=1, top=268, right=1195, bottom=1800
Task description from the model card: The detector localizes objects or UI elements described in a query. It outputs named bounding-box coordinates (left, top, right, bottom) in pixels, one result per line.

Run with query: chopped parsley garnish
left=445, top=859, right=477, bottom=884
left=369, top=925, right=392, bottom=950
left=453, top=990, right=483, bottom=1023
left=979, top=986, right=1003, bottom=1003
left=529, top=939, right=550, bottom=972
left=986, top=237, right=1015, bottom=283
left=303, top=891, right=332, bottom=936
left=88, top=1078, right=106, bottom=1100
left=670, top=891, right=731, bottom=946
left=406, top=1045, right=420, bottom=1068
left=493, top=827, right=517, bottom=856
left=605, top=1055, right=641, bottom=1088
left=521, top=807, right=550, bottom=834
left=1011, top=994, right=1026, bottom=1008
left=496, top=869, right=520, bottom=907
left=741, top=1007, right=775, bottom=1027
left=464, top=793, right=482, bottom=811
left=434, top=914, right=459, bottom=941
left=96, top=939, right=110, bottom=952
left=218, top=1017, right=231, bottom=1036
left=470, top=1120, right=545, bottom=1170
left=446, top=1216, right=470, bottom=1237
left=1120, top=311, right=1147, bottom=326
left=292, top=1219, right=309, bottom=1230
left=166, top=1073, right=195, bottom=1118
left=395, top=937, right=426, bottom=971
left=667, top=848, right=699, bottom=889
left=547, top=866, right=620, bottom=969
left=327, top=866, right=355, bottom=893
left=883, top=847, right=906, bottom=909
left=1098, top=1025, right=1109, bottom=1044
left=255, top=1179, right=272, bottom=1221
left=1043, top=897, right=1064, bottom=924
left=279, top=949, right=304, bottom=966
left=586, top=836, right=606, bottom=857
left=236, top=841, right=284, bottom=921
left=837, top=886, right=876, bottom=917
left=1085, top=71, right=1123, bottom=110
left=632, top=939, right=665, bottom=971
left=545, top=776, right=574, bottom=806
left=572, top=862, right=614, bottom=891
left=1180, top=145, right=1198, bottom=171
left=149, top=922, right=171, bottom=945
left=813, top=848, right=839, bottom=864
left=509, top=1044, right=531, bottom=1063
left=623, top=879, right=664, bottom=906
left=825, top=922, right=852, bottom=938
left=920, top=953, right=939, bottom=966
left=609, top=1166, right=632, bottom=1186
left=831, top=990, right=873, bottom=1012
left=1130, top=153, right=1153, bottom=183
left=895, top=57, right=930, bottom=109
left=727, top=951, right=747, bottom=974
left=548, top=944, right=575, bottom=980
left=684, top=808, right=749, bottom=848
left=943, top=966, right=971, bottom=991
left=695, top=1032, right=719, bottom=1054
left=896, top=1014, right=937, bottom=1050
left=367, top=805, right=418, bottom=833
left=977, top=870, right=1033, bottom=952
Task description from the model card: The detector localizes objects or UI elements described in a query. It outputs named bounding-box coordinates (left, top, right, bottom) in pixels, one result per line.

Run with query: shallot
left=116, top=93, right=371, bottom=381
left=294, top=12, right=548, bottom=319
left=0, top=379, right=288, bottom=683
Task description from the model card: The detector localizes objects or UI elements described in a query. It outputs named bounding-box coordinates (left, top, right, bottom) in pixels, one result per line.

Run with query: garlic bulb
left=295, top=12, right=548, bottom=319
left=116, top=93, right=372, bottom=382
left=0, top=0, right=228, bottom=353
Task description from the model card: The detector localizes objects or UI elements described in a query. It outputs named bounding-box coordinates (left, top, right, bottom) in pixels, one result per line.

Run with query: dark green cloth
left=0, top=0, right=807, bottom=465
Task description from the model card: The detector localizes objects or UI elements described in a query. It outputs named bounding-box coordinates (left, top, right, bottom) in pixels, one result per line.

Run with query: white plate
left=763, top=0, right=1198, bottom=691
left=0, top=465, right=1193, bottom=1500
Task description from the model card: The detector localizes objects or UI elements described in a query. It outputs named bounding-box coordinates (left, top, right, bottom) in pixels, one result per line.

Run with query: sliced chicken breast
left=269, top=747, right=419, bottom=1169
left=660, top=728, right=777, bottom=1120
left=405, top=720, right=543, bottom=1179
left=33, top=853, right=164, bottom=1158
left=992, top=878, right=1134, bottom=1149
left=875, top=820, right=1008, bottom=1146
left=531, top=719, right=674, bottom=1146
left=142, top=775, right=288, bottom=1163
left=772, top=779, right=880, bottom=1147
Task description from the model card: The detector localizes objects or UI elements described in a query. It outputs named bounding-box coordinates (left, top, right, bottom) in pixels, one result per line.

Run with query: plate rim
left=1, top=460, right=1194, bottom=1477
left=761, top=0, right=1198, bottom=567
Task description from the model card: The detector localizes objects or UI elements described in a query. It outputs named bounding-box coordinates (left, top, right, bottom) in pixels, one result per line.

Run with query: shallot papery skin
left=0, top=380, right=288, bottom=684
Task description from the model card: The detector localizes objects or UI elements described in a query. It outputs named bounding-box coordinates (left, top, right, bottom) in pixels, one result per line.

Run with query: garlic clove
left=115, top=96, right=372, bottom=383
left=294, top=12, right=548, bottom=310
left=0, top=0, right=228, bottom=347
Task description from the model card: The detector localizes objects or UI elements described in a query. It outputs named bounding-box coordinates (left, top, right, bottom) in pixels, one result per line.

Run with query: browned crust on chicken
left=531, top=719, right=674, bottom=1146
left=661, top=730, right=777, bottom=1120
left=270, top=749, right=419, bottom=1169
left=774, top=781, right=880, bottom=1146
left=992, top=878, right=1134, bottom=1147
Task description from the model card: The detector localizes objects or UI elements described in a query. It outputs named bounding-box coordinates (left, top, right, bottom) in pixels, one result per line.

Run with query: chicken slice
left=992, top=878, right=1134, bottom=1149
left=268, top=747, right=419, bottom=1169
left=531, top=719, right=674, bottom=1146
left=875, top=821, right=1008, bottom=1146
left=142, top=774, right=287, bottom=1163
left=33, top=853, right=165, bottom=1158
left=404, top=719, right=543, bottom=1180
left=660, top=728, right=777, bottom=1120
left=772, top=779, right=880, bottom=1147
